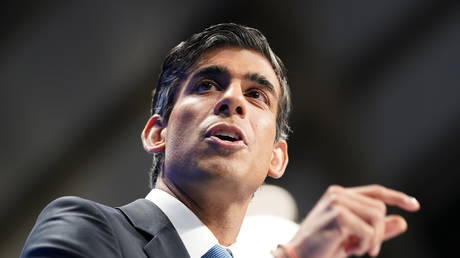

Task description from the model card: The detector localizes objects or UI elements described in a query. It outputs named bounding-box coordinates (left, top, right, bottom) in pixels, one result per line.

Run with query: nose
left=213, top=83, right=246, bottom=118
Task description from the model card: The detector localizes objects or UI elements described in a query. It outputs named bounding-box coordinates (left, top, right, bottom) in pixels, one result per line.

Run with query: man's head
left=142, top=23, right=291, bottom=189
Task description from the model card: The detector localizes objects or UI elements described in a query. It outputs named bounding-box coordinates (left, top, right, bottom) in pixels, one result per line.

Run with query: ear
left=267, top=139, right=289, bottom=179
left=141, top=114, right=167, bottom=153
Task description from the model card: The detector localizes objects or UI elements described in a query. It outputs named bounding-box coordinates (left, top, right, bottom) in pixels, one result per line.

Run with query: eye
left=194, top=80, right=218, bottom=93
left=246, top=88, right=269, bottom=104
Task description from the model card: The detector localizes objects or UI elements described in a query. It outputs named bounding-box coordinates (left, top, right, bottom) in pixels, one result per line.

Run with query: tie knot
left=201, top=244, right=233, bottom=258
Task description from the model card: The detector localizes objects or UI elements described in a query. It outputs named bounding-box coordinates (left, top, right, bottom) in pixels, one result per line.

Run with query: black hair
left=149, top=23, right=291, bottom=187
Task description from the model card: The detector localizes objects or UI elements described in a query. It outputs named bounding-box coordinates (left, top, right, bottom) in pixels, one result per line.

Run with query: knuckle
left=373, top=185, right=385, bottom=195
left=366, top=224, right=376, bottom=237
left=331, top=205, right=345, bottom=219
left=329, top=193, right=340, bottom=203
left=326, top=194, right=343, bottom=211
left=353, top=235, right=372, bottom=257
left=327, top=184, right=343, bottom=194
left=359, top=229, right=375, bottom=255
left=371, top=213, right=385, bottom=229
left=369, top=210, right=380, bottom=222
left=377, top=202, right=387, bottom=215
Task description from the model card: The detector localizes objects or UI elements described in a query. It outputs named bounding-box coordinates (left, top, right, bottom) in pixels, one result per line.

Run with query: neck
left=155, top=175, right=251, bottom=246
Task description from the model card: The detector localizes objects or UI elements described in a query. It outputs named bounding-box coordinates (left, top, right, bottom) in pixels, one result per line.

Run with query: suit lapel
left=117, top=199, right=190, bottom=258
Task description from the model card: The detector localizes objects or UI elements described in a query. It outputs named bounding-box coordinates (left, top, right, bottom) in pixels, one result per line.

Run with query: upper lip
left=205, top=122, right=247, bottom=145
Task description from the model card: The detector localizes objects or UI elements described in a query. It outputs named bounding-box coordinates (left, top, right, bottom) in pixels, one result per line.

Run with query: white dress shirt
left=145, top=189, right=236, bottom=258
left=145, top=188, right=298, bottom=258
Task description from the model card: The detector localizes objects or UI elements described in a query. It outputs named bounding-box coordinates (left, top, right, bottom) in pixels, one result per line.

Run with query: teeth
left=215, top=131, right=239, bottom=140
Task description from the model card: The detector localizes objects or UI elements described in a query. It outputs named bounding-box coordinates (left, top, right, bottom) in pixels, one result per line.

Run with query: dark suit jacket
left=20, top=196, right=190, bottom=258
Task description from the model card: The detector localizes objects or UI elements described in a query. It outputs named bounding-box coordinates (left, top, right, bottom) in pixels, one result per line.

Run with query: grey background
left=1, top=1, right=459, bottom=257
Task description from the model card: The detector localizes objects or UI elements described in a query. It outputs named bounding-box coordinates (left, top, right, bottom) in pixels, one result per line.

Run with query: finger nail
left=407, top=196, right=420, bottom=208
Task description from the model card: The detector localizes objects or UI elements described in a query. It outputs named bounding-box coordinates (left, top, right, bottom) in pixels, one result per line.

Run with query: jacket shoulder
left=21, top=196, right=122, bottom=258
left=39, top=196, right=114, bottom=219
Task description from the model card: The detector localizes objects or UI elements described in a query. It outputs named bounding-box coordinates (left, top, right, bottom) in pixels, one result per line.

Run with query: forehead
left=190, top=46, right=281, bottom=97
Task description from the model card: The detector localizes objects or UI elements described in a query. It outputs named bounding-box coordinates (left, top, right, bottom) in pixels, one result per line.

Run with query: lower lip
left=205, top=136, right=246, bottom=150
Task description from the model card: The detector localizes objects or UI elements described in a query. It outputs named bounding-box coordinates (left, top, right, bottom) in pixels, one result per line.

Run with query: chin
left=200, top=160, right=241, bottom=176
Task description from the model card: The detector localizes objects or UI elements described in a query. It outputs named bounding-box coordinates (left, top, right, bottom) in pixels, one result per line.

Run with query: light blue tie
left=201, top=244, right=233, bottom=258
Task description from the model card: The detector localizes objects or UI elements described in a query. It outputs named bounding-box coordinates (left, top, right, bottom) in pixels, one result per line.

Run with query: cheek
left=250, top=113, right=277, bottom=170
left=167, top=98, right=209, bottom=143
left=173, top=98, right=202, bottom=119
left=172, top=97, right=207, bottom=124
left=253, top=114, right=277, bottom=143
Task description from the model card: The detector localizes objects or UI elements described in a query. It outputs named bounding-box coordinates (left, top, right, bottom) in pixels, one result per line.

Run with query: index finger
left=348, top=185, right=420, bottom=212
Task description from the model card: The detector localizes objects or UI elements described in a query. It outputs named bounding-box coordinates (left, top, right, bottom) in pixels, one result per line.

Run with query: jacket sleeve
left=20, top=196, right=122, bottom=258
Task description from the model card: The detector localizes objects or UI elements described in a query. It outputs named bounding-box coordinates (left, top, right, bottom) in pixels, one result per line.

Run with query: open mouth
left=205, top=123, right=247, bottom=148
left=213, top=132, right=241, bottom=142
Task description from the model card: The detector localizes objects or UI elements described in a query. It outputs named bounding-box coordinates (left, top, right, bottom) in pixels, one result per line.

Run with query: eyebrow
left=244, top=73, right=276, bottom=97
left=192, top=65, right=277, bottom=96
left=192, top=65, right=228, bottom=79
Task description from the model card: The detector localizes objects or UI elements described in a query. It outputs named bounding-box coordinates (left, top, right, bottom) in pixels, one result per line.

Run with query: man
left=21, top=23, right=419, bottom=258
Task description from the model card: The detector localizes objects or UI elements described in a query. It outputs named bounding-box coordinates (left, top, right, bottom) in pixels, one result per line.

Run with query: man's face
left=161, top=46, right=287, bottom=196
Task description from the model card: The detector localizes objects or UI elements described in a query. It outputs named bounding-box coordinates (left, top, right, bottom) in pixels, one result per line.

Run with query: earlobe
left=141, top=115, right=166, bottom=153
left=268, top=140, right=289, bottom=179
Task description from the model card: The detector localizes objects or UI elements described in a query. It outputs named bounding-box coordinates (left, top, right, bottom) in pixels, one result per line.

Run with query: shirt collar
left=145, top=188, right=222, bottom=258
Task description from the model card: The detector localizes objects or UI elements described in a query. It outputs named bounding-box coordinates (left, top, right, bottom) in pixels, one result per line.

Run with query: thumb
left=383, top=215, right=408, bottom=241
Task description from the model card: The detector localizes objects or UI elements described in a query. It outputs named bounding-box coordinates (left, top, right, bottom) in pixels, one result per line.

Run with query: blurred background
left=1, top=0, right=459, bottom=257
